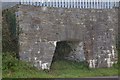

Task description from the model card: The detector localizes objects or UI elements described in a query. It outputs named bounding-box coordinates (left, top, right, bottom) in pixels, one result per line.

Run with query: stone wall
left=17, top=5, right=118, bottom=70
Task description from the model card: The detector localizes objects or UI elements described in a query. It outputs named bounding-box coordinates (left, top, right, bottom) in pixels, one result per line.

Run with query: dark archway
left=52, top=41, right=86, bottom=63
left=52, top=41, right=72, bottom=61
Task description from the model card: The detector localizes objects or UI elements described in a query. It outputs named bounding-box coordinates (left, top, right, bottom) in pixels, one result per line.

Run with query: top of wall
left=17, top=5, right=118, bottom=41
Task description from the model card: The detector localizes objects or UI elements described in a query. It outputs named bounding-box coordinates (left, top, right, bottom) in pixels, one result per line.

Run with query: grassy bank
left=2, top=53, right=118, bottom=78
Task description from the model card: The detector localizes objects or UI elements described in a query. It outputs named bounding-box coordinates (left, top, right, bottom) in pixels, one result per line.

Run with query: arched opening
left=51, top=41, right=86, bottom=68
left=52, top=41, right=72, bottom=61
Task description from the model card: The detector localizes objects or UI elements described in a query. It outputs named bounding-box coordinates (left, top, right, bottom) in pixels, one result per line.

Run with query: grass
left=0, top=54, right=2, bottom=79
left=2, top=59, right=118, bottom=78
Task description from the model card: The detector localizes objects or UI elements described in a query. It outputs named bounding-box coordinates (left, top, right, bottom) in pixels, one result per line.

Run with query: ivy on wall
left=2, top=7, right=19, bottom=58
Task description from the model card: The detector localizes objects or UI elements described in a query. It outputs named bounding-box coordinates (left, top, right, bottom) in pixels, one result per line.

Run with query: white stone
left=111, top=62, right=114, bottom=65
left=108, top=54, right=111, bottom=58
left=89, top=60, right=93, bottom=68
left=111, top=46, right=115, bottom=58
left=98, top=55, right=100, bottom=58
left=35, top=42, right=37, bottom=44
left=90, top=18, right=92, bottom=21
left=88, top=50, right=91, bottom=52
left=53, top=41, right=57, bottom=46
left=76, top=22, right=80, bottom=24
left=38, top=51, right=40, bottom=54
left=36, top=26, right=39, bottom=30
left=43, top=39, right=47, bottom=42
left=109, top=28, right=114, bottom=31
left=83, top=25, right=86, bottom=28
left=60, top=22, right=63, bottom=24
left=20, top=42, right=23, bottom=45
left=28, top=49, right=32, bottom=52
left=39, top=38, right=41, bottom=42
left=89, top=59, right=96, bottom=68
left=83, top=57, right=86, bottom=60
left=39, top=60, right=42, bottom=67
left=107, top=54, right=112, bottom=67
left=103, top=50, right=107, bottom=53
left=81, top=23, right=84, bottom=25
left=56, top=19, right=58, bottom=21
left=41, top=63, right=49, bottom=70
left=106, top=58, right=111, bottom=67
left=111, top=46, right=114, bottom=49
left=34, top=57, right=37, bottom=60
left=48, top=41, right=57, bottom=46
left=92, top=60, right=96, bottom=68
left=105, top=58, right=107, bottom=61
left=107, top=50, right=110, bottom=53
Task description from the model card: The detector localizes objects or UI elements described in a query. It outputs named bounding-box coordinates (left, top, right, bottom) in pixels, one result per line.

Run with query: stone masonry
left=16, top=5, right=118, bottom=70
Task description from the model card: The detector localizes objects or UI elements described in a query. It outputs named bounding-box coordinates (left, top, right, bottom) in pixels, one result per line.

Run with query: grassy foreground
left=3, top=58, right=118, bottom=78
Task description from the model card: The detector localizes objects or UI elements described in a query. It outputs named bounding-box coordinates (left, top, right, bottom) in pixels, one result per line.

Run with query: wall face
left=17, top=5, right=118, bottom=69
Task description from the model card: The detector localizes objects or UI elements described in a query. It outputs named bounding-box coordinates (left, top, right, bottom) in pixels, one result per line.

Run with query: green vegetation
left=118, top=49, right=120, bottom=75
left=0, top=53, right=2, bottom=78
left=2, top=6, right=19, bottom=54
left=2, top=53, right=118, bottom=78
